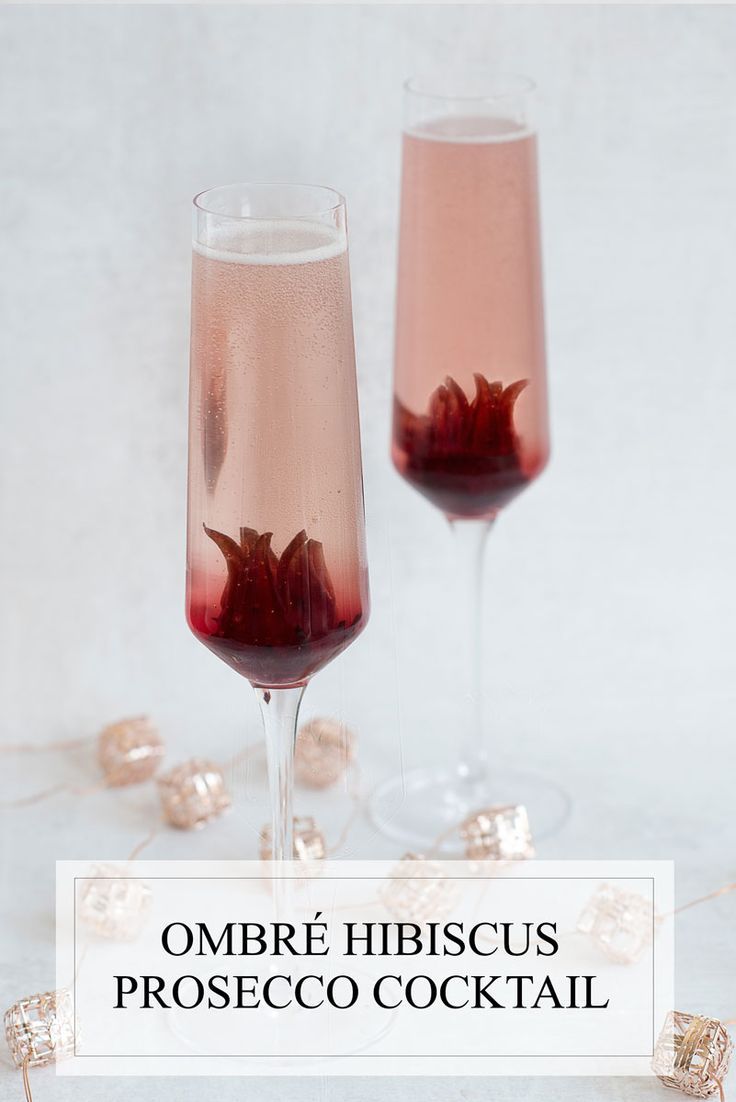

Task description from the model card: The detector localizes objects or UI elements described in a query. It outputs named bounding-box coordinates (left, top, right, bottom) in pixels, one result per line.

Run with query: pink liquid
left=393, top=116, right=549, bottom=519
left=187, top=221, right=369, bottom=687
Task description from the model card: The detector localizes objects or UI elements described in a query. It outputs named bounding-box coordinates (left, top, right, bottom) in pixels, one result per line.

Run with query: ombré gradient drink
left=393, top=95, right=549, bottom=519
left=371, top=76, right=564, bottom=851
left=187, top=183, right=369, bottom=862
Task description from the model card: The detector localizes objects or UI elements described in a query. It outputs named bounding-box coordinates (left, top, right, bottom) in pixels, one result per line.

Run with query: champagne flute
left=187, top=182, right=369, bottom=864
left=370, top=73, right=567, bottom=849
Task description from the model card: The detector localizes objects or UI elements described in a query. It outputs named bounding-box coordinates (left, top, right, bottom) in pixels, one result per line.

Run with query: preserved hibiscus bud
left=393, top=373, right=535, bottom=519
left=192, top=525, right=362, bottom=687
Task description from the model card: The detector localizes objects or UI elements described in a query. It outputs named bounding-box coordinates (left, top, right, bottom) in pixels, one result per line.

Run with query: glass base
left=368, top=765, right=571, bottom=853
left=167, top=970, right=396, bottom=1069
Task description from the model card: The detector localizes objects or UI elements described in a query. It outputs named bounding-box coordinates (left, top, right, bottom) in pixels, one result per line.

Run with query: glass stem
left=256, top=684, right=306, bottom=863
left=448, top=517, right=494, bottom=786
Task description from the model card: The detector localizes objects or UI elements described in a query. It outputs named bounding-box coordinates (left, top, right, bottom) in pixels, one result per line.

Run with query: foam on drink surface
left=193, top=220, right=346, bottom=266
left=406, top=114, right=533, bottom=144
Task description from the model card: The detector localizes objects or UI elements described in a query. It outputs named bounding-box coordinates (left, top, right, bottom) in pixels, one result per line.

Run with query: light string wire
left=0, top=737, right=93, bottom=754
left=20, top=1058, right=31, bottom=1102
left=0, top=735, right=100, bottom=809
left=669, top=882, right=736, bottom=918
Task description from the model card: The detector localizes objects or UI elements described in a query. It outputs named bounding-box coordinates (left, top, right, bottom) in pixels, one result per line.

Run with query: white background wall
left=1, top=6, right=735, bottom=1101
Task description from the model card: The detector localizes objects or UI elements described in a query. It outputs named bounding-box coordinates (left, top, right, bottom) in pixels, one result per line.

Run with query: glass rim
left=404, top=70, right=536, bottom=104
left=193, top=181, right=346, bottom=221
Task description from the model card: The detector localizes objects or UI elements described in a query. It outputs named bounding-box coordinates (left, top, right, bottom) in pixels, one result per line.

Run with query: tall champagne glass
left=371, top=74, right=567, bottom=849
left=187, top=183, right=369, bottom=863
